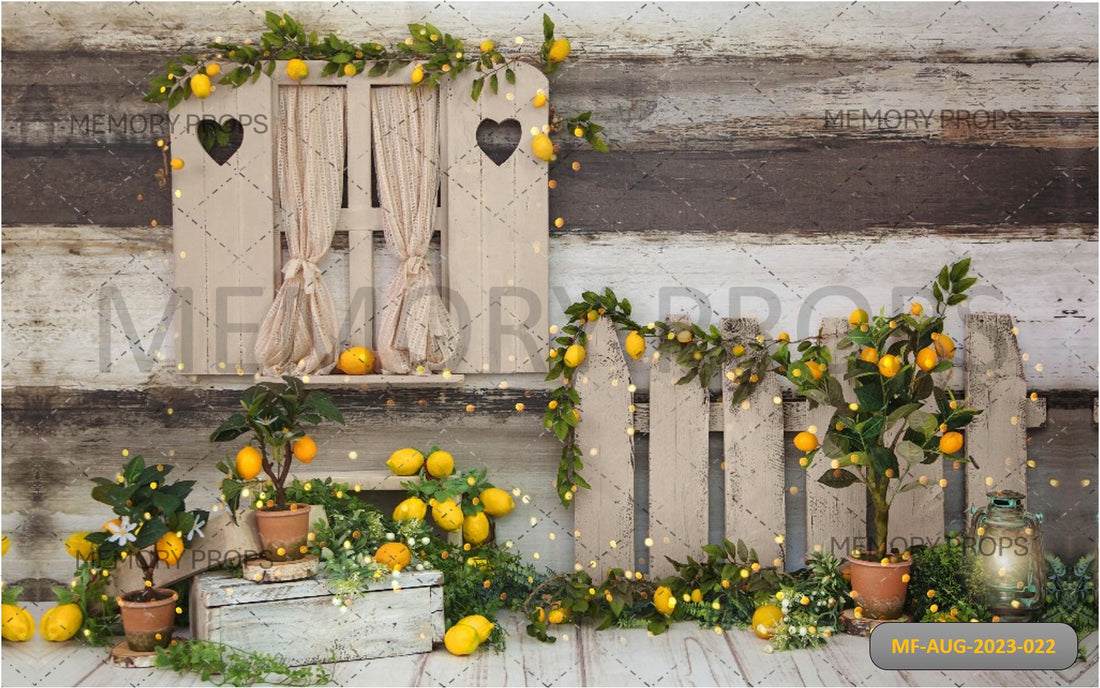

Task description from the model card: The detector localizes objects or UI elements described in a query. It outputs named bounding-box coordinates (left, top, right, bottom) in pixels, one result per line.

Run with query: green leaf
left=818, top=468, right=860, bottom=488
left=471, top=77, right=484, bottom=101
left=505, top=68, right=515, bottom=85
left=210, top=413, right=250, bottom=442
left=854, top=381, right=885, bottom=413
left=885, top=402, right=922, bottom=430
left=543, top=13, right=555, bottom=41
left=896, top=440, right=926, bottom=465
left=306, top=392, right=344, bottom=424
left=489, top=73, right=498, bottom=94
left=949, top=258, right=971, bottom=282
left=869, top=446, right=899, bottom=476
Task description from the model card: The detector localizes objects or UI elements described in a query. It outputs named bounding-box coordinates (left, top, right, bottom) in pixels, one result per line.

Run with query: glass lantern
left=969, top=490, right=1046, bottom=621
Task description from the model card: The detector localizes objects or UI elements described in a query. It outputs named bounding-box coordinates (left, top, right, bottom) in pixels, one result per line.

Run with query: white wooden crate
left=191, top=569, right=444, bottom=665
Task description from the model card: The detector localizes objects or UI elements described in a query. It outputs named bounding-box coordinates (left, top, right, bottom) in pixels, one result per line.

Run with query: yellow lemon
left=426, top=450, right=455, bottom=478
left=337, top=346, right=375, bottom=375
left=916, top=347, right=938, bottom=372
left=878, top=354, right=901, bottom=378
left=563, top=344, right=586, bottom=368
left=532, top=92, right=547, bottom=108
left=752, top=604, right=783, bottom=639
left=292, top=436, right=317, bottom=463
left=1, top=534, right=9, bottom=556
left=932, top=333, right=956, bottom=359
left=531, top=133, right=554, bottom=161
left=204, top=63, right=221, bottom=77
left=860, top=347, right=879, bottom=364
left=625, top=331, right=646, bottom=360
left=386, top=448, right=425, bottom=476
left=462, top=511, right=490, bottom=545
left=39, top=604, right=83, bottom=642
left=64, top=532, right=96, bottom=561
left=432, top=499, right=463, bottom=532
left=411, top=65, right=425, bottom=84
left=849, top=309, right=869, bottom=327
left=156, top=531, right=185, bottom=567
left=479, top=487, right=515, bottom=517
left=444, top=622, right=480, bottom=655
left=653, top=586, right=676, bottom=615
left=393, top=496, right=428, bottom=521
left=189, top=73, right=211, bottom=99
left=805, top=361, right=825, bottom=380
left=1, top=604, right=34, bottom=642
left=691, top=589, right=703, bottom=603
left=286, top=58, right=309, bottom=80
left=343, top=63, right=357, bottom=77
left=547, top=38, right=571, bottom=62
left=479, top=40, right=495, bottom=53
left=457, top=615, right=493, bottom=643
left=548, top=608, right=566, bottom=624
left=170, top=158, right=184, bottom=170
left=374, top=542, right=412, bottom=570
left=236, top=445, right=263, bottom=480
left=939, top=431, right=964, bottom=455
left=911, top=302, right=924, bottom=316
left=793, top=431, right=819, bottom=453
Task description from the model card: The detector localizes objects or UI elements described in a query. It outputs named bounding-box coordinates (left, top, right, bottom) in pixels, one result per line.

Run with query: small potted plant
left=731, top=259, right=981, bottom=620
left=85, top=455, right=207, bottom=651
left=211, top=376, right=344, bottom=562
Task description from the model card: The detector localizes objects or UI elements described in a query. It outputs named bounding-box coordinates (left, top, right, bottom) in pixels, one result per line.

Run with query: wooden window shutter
left=172, top=75, right=277, bottom=375
left=444, top=64, right=550, bottom=374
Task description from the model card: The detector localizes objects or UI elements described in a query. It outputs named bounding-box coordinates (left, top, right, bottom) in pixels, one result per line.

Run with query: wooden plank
left=721, top=318, right=786, bottom=566
left=965, top=313, right=1029, bottom=508
left=345, top=79, right=375, bottom=350
left=193, top=569, right=442, bottom=608
left=804, top=317, right=865, bottom=556
left=573, top=317, right=635, bottom=572
left=647, top=314, right=709, bottom=577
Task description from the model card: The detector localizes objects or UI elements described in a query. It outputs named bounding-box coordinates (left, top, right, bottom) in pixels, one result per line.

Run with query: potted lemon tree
left=211, top=376, right=344, bottom=561
left=732, top=259, right=981, bottom=620
left=86, top=455, right=207, bottom=651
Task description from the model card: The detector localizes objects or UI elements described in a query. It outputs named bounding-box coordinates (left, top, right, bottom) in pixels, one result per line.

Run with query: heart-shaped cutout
left=196, top=118, right=244, bottom=166
left=476, top=118, right=521, bottom=166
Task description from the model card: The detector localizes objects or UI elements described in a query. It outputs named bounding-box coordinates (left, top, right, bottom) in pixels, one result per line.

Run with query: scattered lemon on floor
left=386, top=447, right=425, bottom=475
left=479, top=487, right=515, bottom=517
left=236, top=445, right=263, bottom=480
left=156, top=531, right=185, bottom=566
left=1, top=604, right=34, bottom=642
left=462, top=511, right=490, bottom=545
left=338, top=346, right=375, bottom=374
left=374, top=542, right=412, bottom=570
left=457, top=614, right=494, bottom=643
left=293, top=436, right=317, bottom=463
left=393, top=496, right=428, bottom=521
left=432, top=499, right=463, bottom=532
left=939, top=431, right=964, bottom=455
left=39, top=604, right=83, bottom=642
left=752, top=604, right=783, bottom=639
left=793, top=431, right=819, bottom=453
left=426, top=450, right=455, bottom=478
left=444, top=622, right=480, bottom=655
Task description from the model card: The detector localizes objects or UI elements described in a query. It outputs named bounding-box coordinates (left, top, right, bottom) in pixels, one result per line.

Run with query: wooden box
left=191, top=569, right=445, bottom=665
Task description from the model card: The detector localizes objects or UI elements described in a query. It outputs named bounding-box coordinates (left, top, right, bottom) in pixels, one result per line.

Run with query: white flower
left=407, top=538, right=416, bottom=547
left=187, top=515, right=206, bottom=541
left=799, top=626, right=807, bottom=636
left=415, top=563, right=425, bottom=571
left=106, top=516, right=138, bottom=546
left=764, top=645, right=774, bottom=654
left=385, top=532, right=395, bottom=541
left=421, top=537, right=430, bottom=545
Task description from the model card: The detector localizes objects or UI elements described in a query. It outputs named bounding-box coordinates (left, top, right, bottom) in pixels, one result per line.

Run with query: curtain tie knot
left=404, top=255, right=428, bottom=276
left=282, top=257, right=322, bottom=294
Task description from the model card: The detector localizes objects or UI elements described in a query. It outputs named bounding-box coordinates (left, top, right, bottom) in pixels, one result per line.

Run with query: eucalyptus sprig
left=154, top=639, right=333, bottom=686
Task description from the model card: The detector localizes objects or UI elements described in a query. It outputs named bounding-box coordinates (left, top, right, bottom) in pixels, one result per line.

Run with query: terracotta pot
left=118, top=587, right=178, bottom=652
left=848, top=557, right=912, bottom=620
left=255, top=504, right=311, bottom=561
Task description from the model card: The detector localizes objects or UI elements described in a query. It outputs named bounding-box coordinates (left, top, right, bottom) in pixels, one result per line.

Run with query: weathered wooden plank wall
left=2, top=2, right=1096, bottom=591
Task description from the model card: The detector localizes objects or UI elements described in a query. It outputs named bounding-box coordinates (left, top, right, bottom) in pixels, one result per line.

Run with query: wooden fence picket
left=647, top=315, right=710, bottom=577
left=965, top=313, right=1030, bottom=509
left=720, top=318, right=786, bottom=567
left=574, top=317, right=635, bottom=572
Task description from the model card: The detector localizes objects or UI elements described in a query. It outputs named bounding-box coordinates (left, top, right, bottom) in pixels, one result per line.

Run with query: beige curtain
left=372, top=87, right=459, bottom=373
left=255, top=87, right=345, bottom=376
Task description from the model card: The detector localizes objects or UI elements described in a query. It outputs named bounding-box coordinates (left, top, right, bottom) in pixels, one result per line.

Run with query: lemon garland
left=145, top=11, right=607, bottom=154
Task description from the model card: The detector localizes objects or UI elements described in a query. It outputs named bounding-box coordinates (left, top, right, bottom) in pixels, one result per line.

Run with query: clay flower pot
left=848, top=557, right=912, bottom=620
left=118, top=588, right=178, bottom=652
left=255, top=504, right=311, bottom=561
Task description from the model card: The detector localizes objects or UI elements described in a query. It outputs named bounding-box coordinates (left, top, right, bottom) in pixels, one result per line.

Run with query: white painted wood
left=647, top=314, right=709, bottom=577
left=721, top=318, right=786, bottom=566
left=444, top=63, right=549, bottom=374
left=345, top=78, right=376, bottom=350
left=804, top=317, right=866, bottom=555
left=965, top=313, right=1030, bottom=507
left=259, top=373, right=465, bottom=387
left=573, top=317, right=635, bottom=572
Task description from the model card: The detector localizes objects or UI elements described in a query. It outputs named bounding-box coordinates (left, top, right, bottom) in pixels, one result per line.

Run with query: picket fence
left=571, top=313, right=1046, bottom=577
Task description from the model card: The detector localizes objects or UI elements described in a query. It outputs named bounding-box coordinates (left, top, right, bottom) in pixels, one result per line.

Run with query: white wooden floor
left=3, top=605, right=1096, bottom=687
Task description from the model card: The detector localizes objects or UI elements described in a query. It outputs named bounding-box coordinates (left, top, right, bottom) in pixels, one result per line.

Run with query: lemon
left=292, top=436, right=317, bottom=463
left=343, top=63, right=357, bottom=77
left=939, top=431, right=964, bottom=455
left=286, top=58, right=309, bottom=80
left=64, top=532, right=96, bottom=561
left=860, top=347, right=879, bottom=364
left=338, top=346, right=375, bottom=374
left=432, top=499, right=463, bottom=532
left=170, top=158, right=184, bottom=170
left=531, top=133, right=554, bottom=162
left=849, top=309, right=869, bottom=327
left=462, top=511, right=490, bottom=545
left=480, top=40, right=495, bottom=53
left=805, top=361, right=824, bottom=380
left=204, top=63, right=221, bottom=77
left=932, top=333, right=956, bottom=359
left=444, top=622, right=480, bottom=655
left=916, top=346, right=938, bottom=372
left=190, top=73, right=211, bottom=99
left=156, top=531, right=185, bottom=566
left=532, top=92, right=547, bottom=108
left=675, top=329, right=694, bottom=344
left=625, top=331, right=646, bottom=360
left=457, top=615, right=493, bottom=643
left=1, top=604, right=34, bottom=642
left=386, top=448, right=425, bottom=476
left=479, top=487, right=515, bottom=517
left=653, top=586, right=676, bottom=615
left=236, top=445, right=263, bottom=480
left=793, top=431, right=819, bottom=453
left=426, top=450, right=455, bottom=478
left=393, top=496, right=428, bottom=521
left=374, top=542, right=412, bottom=570
left=1, top=534, right=9, bottom=556
left=547, top=608, right=565, bottom=624
left=878, top=354, right=901, bottom=378
left=563, top=344, right=586, bottom=368
left=752, top=604, right=783, bottom=639
left=411, top=65, right=425, bottom=84
left=911, top=302, right=924, bottom=316
left=39, top=604, right=82, bottom=642
left=547, top=38, right=571, bottom=62
left=690, top=588, right=703, bottom=603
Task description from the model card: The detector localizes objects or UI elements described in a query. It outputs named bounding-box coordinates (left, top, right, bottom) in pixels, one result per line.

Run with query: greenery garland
left=145, top=11, right=606, bottom=153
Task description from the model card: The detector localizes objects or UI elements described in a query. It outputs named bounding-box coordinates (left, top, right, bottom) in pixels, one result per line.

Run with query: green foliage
left=905, top=535, right=991, bottom=622
left=766, top=552, right=850, bottom=650
left=211, top=376, right=343, bottom=513
left=154, top=639, right=332, bottom=686
left=50, top=560, right=120, bottom=646
left=1041, top=553, right=1098, bottom=640
left=667, top=539, right=785, bottom=630
left=1, top=583, right=22, bottom=606
left=525, top=568, right=665, bottom=642
left=397, top=448, right=497, bottom=517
